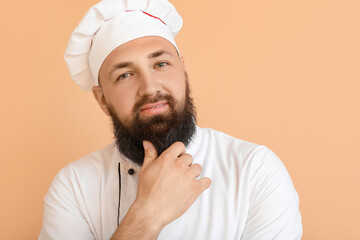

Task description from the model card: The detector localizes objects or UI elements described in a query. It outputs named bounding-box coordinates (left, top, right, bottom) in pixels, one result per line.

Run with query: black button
left=128, top=168, right=135, bottom=175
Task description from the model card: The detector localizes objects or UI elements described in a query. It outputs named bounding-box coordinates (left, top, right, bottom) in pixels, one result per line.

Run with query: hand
left=133, top=140, right=211, bottom=230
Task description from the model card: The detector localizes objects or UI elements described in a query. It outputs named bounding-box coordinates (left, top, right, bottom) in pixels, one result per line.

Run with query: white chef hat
left=64, top=0, right=183, bottom=91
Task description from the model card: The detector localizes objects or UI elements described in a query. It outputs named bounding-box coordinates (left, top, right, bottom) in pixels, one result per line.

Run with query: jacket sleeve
left=241, top=147, right=303, bottom=239
left=39, top=166, right=95, bottom=240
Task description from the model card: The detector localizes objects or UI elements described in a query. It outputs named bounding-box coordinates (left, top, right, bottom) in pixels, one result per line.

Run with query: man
left=40, top=0, right=302, bottom=239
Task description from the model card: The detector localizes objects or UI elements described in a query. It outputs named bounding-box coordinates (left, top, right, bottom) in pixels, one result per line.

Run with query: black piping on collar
left=117, top=162, right=121, bottom=227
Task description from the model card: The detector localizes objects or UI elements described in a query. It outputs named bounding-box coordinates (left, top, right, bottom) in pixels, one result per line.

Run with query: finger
left=161, top=141, right=186, bottom=159
left=187, top=163, right=202, bottom=178
left=142, top=140, right=158, bottom=168
left=178, top=153, right=193, bottom=167
left=196, top=177, right=212, bottom=194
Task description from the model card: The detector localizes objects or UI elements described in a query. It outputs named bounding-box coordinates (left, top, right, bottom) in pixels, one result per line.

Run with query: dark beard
left=108, top=76, right=197, bottom=166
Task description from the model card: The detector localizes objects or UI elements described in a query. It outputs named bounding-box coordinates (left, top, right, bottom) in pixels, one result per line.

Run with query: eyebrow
left=108, top=62, right=134, bottom=79
left=147, top=49, right=175, bottom=59
left=108, top=49, right=175, bottom=79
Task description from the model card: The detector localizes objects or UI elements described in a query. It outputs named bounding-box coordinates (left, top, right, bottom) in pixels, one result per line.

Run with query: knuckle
left=145, top=151, right=156, bottom=158
left=175, top=159, right=185, bottom=170
left=186, top=164, right=202, bottom=178
left=159, top=157, right=171, bottom=167
left=179, top=154, right=192, bottom=164
left=173, top=141, right=185, bottom=150
left=203, top=177, right=212, bottom=188
left=193, top=163, right=202, bottom=172
left=160, top=151, right=172, bottom=160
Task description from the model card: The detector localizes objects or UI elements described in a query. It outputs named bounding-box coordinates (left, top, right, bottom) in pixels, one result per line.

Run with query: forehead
left=104, top=36, right=178, bottom=63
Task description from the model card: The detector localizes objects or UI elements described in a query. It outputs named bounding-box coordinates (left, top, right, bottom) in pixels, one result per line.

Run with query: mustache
left=133, top=93, right=175, bottom=114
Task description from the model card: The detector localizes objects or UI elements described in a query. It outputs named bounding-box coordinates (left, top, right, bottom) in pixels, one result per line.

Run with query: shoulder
left=197, top=127, right=294, bottom=183
left=197, top=128, right=302, bottom=238
left=46, top=142, right=118, bottom=202
left=40, top=144, right=117, bottom=240
left=196, top=127, right=291, bottom=185
left=198, top=127, right=260, bottom=152
left=57, top=142, right=117, bottom=179
left=196, top=127, right=275, bottom=167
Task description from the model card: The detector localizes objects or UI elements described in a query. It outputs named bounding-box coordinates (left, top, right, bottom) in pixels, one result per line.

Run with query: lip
left=140, top=101, right=169, bottom=115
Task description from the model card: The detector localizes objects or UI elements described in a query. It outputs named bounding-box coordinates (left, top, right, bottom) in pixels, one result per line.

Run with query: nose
left=137, top=70, right=162, bottom=97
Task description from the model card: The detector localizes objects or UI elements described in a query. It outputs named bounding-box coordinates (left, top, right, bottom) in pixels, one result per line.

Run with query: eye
left=117, top=72, right=131, bottom=81
left=155, top=61, right=169, bottom=68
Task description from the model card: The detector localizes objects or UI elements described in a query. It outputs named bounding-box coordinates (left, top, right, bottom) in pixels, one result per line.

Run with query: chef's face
left=93, top=36, right=187, bottom=129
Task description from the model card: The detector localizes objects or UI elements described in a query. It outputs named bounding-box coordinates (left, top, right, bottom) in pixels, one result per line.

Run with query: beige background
left=1, top=0, right=359, bottom=239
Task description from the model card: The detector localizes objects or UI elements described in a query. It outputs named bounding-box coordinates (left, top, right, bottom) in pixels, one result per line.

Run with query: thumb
left=142, top=140, right=158, bottom=167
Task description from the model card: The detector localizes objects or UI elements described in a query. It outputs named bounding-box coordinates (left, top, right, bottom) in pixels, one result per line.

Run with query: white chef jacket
left=39, top=127, right=302, bottom=239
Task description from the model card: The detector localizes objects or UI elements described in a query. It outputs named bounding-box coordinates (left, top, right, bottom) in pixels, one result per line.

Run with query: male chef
left=39, top=0, right=302, bottom=239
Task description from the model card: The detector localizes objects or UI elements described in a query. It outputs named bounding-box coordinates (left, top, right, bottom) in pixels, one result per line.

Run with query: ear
left=92, top=86, right=111, bottom=116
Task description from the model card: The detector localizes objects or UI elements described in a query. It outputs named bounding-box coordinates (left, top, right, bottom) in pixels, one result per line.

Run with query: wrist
left=128, top=200, right=163, bottom=235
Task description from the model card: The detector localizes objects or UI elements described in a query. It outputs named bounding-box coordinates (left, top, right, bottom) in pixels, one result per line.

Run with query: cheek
left=107, top=87, right=137, bottom=119
left=174, top=79, right=187, bottom=103
left=164, top=70, right=186, bottom=96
